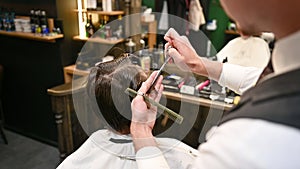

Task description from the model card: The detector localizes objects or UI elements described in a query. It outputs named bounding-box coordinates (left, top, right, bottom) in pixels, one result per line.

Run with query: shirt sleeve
left=136, top=147, right=170, bottom=169
left=218, top=63, right=263, bottom=95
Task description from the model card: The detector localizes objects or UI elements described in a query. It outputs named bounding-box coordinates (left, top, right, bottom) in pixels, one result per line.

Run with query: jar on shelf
left=125, top=38, right=136, bottom=53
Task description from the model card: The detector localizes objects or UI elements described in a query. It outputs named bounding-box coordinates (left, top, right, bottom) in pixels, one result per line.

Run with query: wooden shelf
left=73, top=35, right=124, bottom=44
left=225, top=30, right=240, bottom=36
left=74, top=10, right=124, bottom=16
left=0, top=30, right=64, bottom=43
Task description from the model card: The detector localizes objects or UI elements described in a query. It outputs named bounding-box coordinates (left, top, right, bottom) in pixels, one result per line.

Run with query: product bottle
left=85, top=14, right=95, bottom=37
left=30, top=10, right=36, bottom=33
left=86, top=0, right=97, bottom=10
left=34, top=10, right=41, bottom=34
left=8, top=11, right=15, bottom=31
left=140, top=49, right=151, bottom=75
left=40, top=11, right=47, bottom=27
left=125, top=38, right=136, bottom=53
left=158, top=42, right=165, bottom=67
left=0, top=8, right=3, bottom=30
left=102, top=0, right=112, bottom=11
left=98, top=15, right=104, bottom=29
left=96, top=0, right=103, bottom=10
left=115, top=0, right=120, bottom=10
left=152, top=45, right=160, bottom=70
left=98, top=16, right=106, bottom=38
left=3, top=12, right=10, bottom=31
left=105, top=25, right=112, bottom=39
left=40, top=11, right=48, bottom=35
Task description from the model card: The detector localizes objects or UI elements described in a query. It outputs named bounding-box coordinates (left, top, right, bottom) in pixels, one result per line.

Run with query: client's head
left=87, top=54, right=147, bottom=134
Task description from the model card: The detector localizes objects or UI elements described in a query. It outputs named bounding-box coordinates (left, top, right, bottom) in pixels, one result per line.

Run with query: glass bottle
left=158, top=42, right=165, bottom=67
left=152, top=45, right=160, bottom=70
left=140, top=48, right=151, bottom=75
left=40, top=11, right=47, bottom=27
left=9, top=11, right=15, bottom=31
left=87, top=0, right=97, bottom=10
left=3, top=12, right=9, bottom=31
left=34, top=10, right=41, bottom=34
left=40, top=11, right=48, bottom=35
left=30, top=10, right=36, bottom=33
left=125, top=38, right=136, bottom=53
left=0, top=8, right=3, bottom=30
left=85, top=14, right=95, bottom=37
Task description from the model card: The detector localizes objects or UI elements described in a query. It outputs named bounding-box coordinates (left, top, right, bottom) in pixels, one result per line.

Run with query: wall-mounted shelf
left=0, top=30, right=64, bottom=43
left=225, top=30, right=240, bottom=36
left=73, top=35, right=124, bottom=44
left=74, top=9, right=124, bottom=16
left=74, top=2, right=125, bottom=44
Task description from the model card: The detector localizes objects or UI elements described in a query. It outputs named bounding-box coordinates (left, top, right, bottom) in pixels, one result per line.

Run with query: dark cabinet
left=0, top=0, right=79, bottom=145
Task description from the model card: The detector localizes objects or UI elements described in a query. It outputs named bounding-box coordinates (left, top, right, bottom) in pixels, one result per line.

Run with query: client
left=57, top=54, right=198, bottom=169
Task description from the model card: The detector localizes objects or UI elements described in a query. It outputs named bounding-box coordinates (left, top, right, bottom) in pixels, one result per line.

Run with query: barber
left=164, top=27, right=266, bottom=95
left=130, top=0, right=300, bottom=168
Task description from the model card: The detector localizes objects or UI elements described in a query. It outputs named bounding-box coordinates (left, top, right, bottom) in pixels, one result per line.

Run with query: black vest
left=220, top=68, right=300, bottom=130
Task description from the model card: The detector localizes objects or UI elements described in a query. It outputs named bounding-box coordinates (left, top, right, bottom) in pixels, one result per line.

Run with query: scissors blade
left=147, top=56, right=172, bottom=93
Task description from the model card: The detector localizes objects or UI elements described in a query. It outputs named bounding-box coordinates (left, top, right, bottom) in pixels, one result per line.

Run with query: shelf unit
left=74, top=1, right=157, bottom=47
left=74, top=0, right=125, bottom=45
left=0, top=30, right=63, bottom=43
left=73, top=9, right=125, bottom=44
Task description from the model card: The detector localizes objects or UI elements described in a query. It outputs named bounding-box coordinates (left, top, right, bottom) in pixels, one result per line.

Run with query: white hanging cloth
left=189, top=0, right=206, bottom=31
left=158, top=0, right=169, bottom=30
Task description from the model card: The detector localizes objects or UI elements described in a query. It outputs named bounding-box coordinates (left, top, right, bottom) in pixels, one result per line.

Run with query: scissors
left=146, top=46, right=173, bottom=93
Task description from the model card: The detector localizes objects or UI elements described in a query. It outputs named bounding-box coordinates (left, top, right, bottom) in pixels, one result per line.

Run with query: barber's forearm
left=190, top=57, right=223, bottom=82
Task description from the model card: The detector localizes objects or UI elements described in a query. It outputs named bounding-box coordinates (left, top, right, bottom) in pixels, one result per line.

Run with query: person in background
left=130, top=0, right=300, bottom=168
left=56, top=54, right=198, bottom=169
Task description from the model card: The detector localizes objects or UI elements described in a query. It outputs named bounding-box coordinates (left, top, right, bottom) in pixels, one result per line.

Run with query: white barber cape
left=57, top=129, right=198, bottom=169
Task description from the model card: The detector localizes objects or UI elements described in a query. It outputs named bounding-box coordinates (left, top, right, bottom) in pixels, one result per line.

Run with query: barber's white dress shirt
left=217, top=35, right=271, bottom=95
left=218, top=63, right=263, bottom=95
left=56, top=129, right=198, bottom=169
left=136, top=30, right=300, bottom=169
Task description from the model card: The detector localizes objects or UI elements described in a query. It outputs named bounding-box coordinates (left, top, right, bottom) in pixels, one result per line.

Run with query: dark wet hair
left=87, top=54, right=147, bottom=133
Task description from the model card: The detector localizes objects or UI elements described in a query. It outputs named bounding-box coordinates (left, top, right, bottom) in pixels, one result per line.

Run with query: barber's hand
left=164, top=28, right=201, bottom=72
left=164, top=28, right=223, bottom=81
left=130, top=71, right=164, bottom=138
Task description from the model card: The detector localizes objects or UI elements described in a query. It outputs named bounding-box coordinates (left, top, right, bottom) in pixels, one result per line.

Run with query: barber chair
left=0, top=65, right=8, bottom=144
left=217, top=36, right=271, bottom=69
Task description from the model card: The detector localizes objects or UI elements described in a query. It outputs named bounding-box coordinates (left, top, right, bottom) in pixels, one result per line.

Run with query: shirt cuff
left=219, top=63, right=263, bottom=95
left=136, top=147, right=170, bottom=169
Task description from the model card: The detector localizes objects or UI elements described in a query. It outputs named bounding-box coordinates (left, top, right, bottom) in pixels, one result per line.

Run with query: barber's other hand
left=130, top=71, right=164, bottom=137
left=164, top=28, right=201, bottom=72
